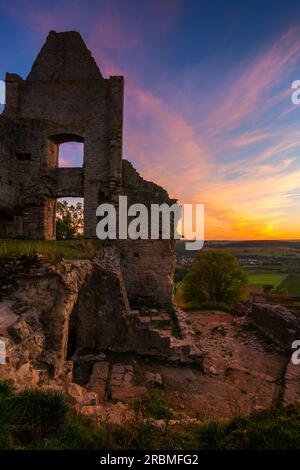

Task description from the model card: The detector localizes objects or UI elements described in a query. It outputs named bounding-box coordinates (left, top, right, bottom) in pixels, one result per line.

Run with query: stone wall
left=250, top=303, right=300, bottom=348
left=121, top=160, right=177, bottom=304
left=0, top=249, right=178, bottom=389
left=0, top=116, right=19, bottom=236
left=121, top=239, right=175, bottom=304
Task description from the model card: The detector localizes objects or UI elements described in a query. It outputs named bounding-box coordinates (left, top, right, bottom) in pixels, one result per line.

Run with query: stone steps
left=87, top=361, right=147, bottom=403
left=131, top=306, right=203, bottom=364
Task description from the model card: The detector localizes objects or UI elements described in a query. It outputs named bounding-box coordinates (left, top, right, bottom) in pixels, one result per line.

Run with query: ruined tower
left=0, top=31, right=175, bottom=304
left=0, top=31, right=123, bottom=239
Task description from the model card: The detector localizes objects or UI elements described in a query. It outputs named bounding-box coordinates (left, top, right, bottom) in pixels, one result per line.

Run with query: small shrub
left=276, top=288, right=289, bottom=296
left=60, top=413, right=99, bottom=450
left=182, top=250, right=248, bottom=305
left=141, top=389, right=172, bottom=420
left=0, top=380, right=14, bottom=398
left=195, top=421, right=229, bottom=449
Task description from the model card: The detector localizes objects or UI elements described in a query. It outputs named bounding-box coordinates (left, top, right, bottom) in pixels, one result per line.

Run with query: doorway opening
left=56, top=197, right=84, bottom=240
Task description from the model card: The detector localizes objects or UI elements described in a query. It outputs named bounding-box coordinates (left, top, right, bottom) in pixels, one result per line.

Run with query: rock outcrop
left=0, top=247, right=202, bottom=394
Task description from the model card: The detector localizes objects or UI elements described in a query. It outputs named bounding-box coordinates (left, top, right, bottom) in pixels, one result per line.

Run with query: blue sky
left=1, top=0, right=300, bottom=239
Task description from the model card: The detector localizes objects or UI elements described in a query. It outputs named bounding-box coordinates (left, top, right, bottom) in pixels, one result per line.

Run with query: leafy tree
left=56, top=200, right=83, bottom=240
left=182, top=250, right=248, bottom=304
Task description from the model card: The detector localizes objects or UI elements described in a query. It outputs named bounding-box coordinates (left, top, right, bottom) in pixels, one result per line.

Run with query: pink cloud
left=89, top=0, right=182, bottom=53
left=231, top=130, right=278, bottom=147
left=123, top=82, right=213, bottom=201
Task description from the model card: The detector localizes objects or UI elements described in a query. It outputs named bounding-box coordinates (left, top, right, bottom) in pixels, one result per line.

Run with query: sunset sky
left=1, top=0, right=300, bottom=240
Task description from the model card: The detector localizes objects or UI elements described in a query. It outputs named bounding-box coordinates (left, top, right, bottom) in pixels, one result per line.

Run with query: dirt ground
left=86, top=311, right=289, bottom=421
left=154, top=311, right=288, bottom=419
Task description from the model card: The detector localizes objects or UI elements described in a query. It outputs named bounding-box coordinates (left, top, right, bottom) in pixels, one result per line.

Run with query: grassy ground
left=1, top=381, right=300, bottom=450
left=248, top=273, right=286, bottom=286
left=276, top=274, right=300, bottom=296
left=0, top=239, right=104, bottom=261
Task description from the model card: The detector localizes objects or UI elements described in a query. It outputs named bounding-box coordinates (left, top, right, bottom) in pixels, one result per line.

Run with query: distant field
left=248, top=273, right=286, bottom=286
left=244, top=264, right=291, bottom=271
left=276, top=274, right=300, bottom=295
left=176, top=240, right=300, bottom=260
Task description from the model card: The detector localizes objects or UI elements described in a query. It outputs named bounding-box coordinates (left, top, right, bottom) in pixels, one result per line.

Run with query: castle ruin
left=0, top=31, right=176, bottom=305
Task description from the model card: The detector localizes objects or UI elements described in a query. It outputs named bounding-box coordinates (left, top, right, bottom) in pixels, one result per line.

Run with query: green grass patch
left=248, top=273, right=286, bottom=286
left=276, top=274, right=300, bottom=296
left=187, top=406, right=300, bottom=450
left=0, top=239, right=104, bottom=262
left=2, top=381, right=300, bottom=449
left=141, top=388, right=172, bottom=420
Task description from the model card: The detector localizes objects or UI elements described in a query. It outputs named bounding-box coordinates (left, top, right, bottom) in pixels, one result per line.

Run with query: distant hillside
left=176, top=239, right=300, bottom=258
